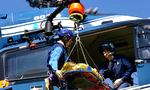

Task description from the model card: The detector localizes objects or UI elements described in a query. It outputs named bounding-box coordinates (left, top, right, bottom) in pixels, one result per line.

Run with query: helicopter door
left=134, top=24, right=150, bottom=86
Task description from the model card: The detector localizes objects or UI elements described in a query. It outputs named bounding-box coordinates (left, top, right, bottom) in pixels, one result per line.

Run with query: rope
left=76, top=43, right=80, bottom=63
left=66, top=18, right=99, bottom=71
left=65, top=40, right=77, bottom=62
left=80, top=42, right=99, bottom=71
left=78, top=38, right=88, bottom=65
left=74, top=19, right=88, bottom=65
left=74, top=21, right=80, bottom=63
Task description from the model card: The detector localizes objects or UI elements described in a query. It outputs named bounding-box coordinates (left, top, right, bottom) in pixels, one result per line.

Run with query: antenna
left=85, top=8, right=93, bottom=14
left=85, top=7, right=98, bottom=15
left=92, top=7, right=98, bottom=15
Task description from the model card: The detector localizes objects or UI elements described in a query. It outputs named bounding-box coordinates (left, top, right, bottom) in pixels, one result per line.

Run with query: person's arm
left=49, top=47, right=63, bottom=71
left=99, top=68, right=105, bottom=78
left=99, top=62, right=108, bottom=79
left=48, top=47, right=64, bottom=80
left=113, top=55, right=134, bottom=89
left=121, top=55, right=134, bottom=82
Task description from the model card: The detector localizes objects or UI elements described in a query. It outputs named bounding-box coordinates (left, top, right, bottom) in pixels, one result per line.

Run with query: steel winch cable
left=66, top=19, right=99, bottom=71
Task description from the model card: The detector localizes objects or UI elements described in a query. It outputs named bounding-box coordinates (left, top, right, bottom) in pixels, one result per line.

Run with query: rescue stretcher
left=61, top=62, right=112, bottom=90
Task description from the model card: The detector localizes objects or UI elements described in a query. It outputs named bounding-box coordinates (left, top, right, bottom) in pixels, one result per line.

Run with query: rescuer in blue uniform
left=47, top=28, right=73, bottom=90
left=99, top=41, right=134, bottom=90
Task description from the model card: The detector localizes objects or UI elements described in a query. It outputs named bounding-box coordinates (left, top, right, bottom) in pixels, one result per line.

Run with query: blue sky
left=0, top=0, right=150, bottom=18
left=0, top=0, right=144, bottom=88
left=81, top=0, right=150, bottom=18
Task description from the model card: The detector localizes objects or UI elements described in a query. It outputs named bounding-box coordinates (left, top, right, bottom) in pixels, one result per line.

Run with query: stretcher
left=61, top=62, right=112, bottom=90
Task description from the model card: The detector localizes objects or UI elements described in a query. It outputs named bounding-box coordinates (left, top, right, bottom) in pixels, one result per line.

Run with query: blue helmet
left=58, top=28, right=74, bottom=41
left=99, top=41, right=115, bottom=55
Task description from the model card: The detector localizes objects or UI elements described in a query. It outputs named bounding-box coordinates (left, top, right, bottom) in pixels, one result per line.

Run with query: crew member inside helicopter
left=47, top=28, right=74, bottom=90
left=99, top=41, right=134, bottom=90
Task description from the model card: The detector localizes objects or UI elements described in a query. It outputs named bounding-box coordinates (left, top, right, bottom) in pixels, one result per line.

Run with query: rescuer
left=47, top=28, right=74, bottom=90
left=99, top=41, right=134, bottom=90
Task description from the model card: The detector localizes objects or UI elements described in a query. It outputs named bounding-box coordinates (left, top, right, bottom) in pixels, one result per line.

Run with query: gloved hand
left=55, top=70, right=64, bottom=80
left=113, top=78, right=123, bottom=89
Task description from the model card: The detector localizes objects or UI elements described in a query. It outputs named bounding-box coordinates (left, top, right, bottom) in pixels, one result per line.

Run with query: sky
left=81, top=0, right=150, bottom=19
left=0, top=0, right=145, bottom=88
left=0, top=0, right=150, bottom=18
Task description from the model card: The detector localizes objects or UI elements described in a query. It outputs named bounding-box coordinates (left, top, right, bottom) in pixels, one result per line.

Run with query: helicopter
left=0, top=0, right=150, bottom=90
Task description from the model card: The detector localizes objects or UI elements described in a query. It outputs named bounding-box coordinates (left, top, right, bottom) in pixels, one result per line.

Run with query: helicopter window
left=4, top=46, right=50, bottom=80
left=137, top=25, right=150, bottom=59
left=138, top=47, right=150, bottom=59
left=138, top=26, right=150, bottom=47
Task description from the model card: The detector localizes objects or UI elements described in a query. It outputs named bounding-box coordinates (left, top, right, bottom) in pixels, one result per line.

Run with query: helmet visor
left=99, top=45, right=110, bottom=55
left=102, top=46, right=110, bottom=52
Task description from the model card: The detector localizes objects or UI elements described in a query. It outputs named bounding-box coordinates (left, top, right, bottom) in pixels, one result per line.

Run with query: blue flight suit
left=47, top=42, right=68, bottom=88
left=99, top=54, right=134, bottom=89
left=47, top=42, right=68, bottom=71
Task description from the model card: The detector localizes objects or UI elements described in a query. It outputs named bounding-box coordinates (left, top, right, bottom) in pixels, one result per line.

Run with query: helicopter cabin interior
left=70, top=24, right=136, bottom=71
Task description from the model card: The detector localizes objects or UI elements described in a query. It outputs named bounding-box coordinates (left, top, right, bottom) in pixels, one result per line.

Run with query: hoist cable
left=65, top=40, right=77, bottom=62
left=74, top=21, right=80, bottom=63
left=76, top=43, right=80, bottom=63
left=80, top=41, right=99, bottom=71
left=78, top=40, right=88, bottom=65
left=75, top=20, right=88, bottom=65
left=67, top=18, right=99, bottom=71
